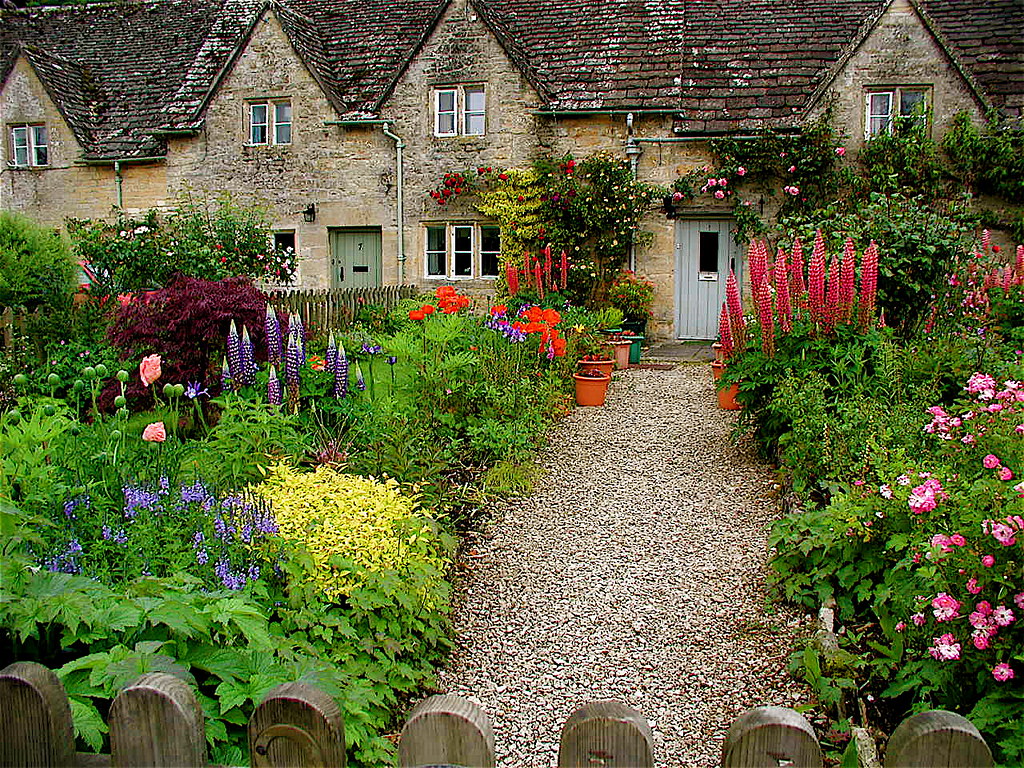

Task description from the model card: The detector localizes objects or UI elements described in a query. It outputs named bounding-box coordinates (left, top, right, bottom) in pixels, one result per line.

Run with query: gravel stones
left=435, top=363, right=811, bottom=767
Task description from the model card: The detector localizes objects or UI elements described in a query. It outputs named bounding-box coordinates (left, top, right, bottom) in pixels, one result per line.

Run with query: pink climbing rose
left=932, top=592, right=961, bottom=622
left=929, top=633, right=961, bottom=661
left=983, top=454, right=1001, bottom=469
left=993, top=663, right=1015, bottom=682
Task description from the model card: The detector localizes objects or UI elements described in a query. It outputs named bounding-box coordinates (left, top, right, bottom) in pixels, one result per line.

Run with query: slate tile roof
left=1, top=0, right=1020, bottom=160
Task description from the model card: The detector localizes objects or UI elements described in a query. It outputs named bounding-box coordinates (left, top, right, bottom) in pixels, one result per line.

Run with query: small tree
left=0, top=212, right=76, bottom=311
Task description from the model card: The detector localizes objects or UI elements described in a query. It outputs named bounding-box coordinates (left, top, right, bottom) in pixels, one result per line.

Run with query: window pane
left=435, top=90, right=456, bottom=135
left=453, top=226, right=472, bottom=276
left=11, top=127, right=28, bottom=166
left=31, top=125, right=48, bottom=165
left=426, top=226, right=446, bottom=275
left=900, top=90, right=925, bottom=116
left=869, top=92, right=892, bottom=116
left=464, top=87, right=485, bottom=135
left=480, top=226, right=500, bottom=277
left=465, top=87, right=485, bottom=113
left=437, top=91, right=456, bottom=112
left=250, top=104, right=268, bottom=144
left=274, top=102, right=292, bottom=144
left=274, top=232, right=296, bottom=252
left=465, top=113, right=485, bottom=135
left=699, top=232, right=719, bottom=273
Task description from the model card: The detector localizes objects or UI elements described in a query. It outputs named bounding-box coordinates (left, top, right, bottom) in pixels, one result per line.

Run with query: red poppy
left=422, top=304, right=436, bottom=315
left=409, top=310, right=425, bottom=320
left=490, top=304, right=507, bottom=316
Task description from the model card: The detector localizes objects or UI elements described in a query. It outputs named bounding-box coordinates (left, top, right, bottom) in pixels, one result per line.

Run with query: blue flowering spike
left=226, top=319, right=243, bottom=389
left=354, top=361, right=366, bottom=391
left=265, top=303, right=282, bottom=367
left=241, top=325, right=257, bottom=386
left=267, top=365, right=282, bottom=406
left=333, top=343, right=349, bottom=398
left=220, top=356, right=232, bottom=393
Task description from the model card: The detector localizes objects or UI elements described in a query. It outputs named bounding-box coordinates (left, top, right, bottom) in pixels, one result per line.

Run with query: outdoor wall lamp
left=302, top=203, right=316, bottom=223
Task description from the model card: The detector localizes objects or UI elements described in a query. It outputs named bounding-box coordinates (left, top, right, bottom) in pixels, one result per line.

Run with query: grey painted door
left=330, top=228, right=382, bottom=290
left=674, top=219, right=741, bottom=339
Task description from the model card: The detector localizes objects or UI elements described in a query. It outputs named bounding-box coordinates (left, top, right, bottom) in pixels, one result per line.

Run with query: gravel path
left=436, top=362, right=811, bottom=767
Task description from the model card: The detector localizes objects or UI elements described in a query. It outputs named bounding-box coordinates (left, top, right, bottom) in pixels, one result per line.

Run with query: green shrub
left=0, top=211, right=76, bottom=312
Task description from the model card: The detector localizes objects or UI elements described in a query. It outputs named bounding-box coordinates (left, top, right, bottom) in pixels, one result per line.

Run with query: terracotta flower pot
left=711, top=360, right=725, bottom=380
left=577, top=358, right=614, bottom=377
left=609, top=341, right=632, bottom=370
left=574, top=371, right=611, bottom=406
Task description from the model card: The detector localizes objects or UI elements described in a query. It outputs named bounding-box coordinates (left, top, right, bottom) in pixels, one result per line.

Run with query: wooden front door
left=329, top=228, right=382, bottom=290
left=674, top=219, right=741, bottom=340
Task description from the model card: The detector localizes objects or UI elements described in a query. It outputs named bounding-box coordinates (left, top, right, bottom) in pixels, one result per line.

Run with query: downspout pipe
left=114, top=160, right=123, bottom=209
left=381, top=122, right=406, bottom=285
left=624, top=113, right=643, bottom=273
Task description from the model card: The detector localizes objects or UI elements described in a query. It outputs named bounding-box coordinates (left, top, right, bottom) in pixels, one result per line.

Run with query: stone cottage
left=1, top=0, right=1021, bottom=338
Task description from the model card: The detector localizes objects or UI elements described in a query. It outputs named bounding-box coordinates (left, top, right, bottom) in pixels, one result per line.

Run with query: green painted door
left=330, top=228, right=382, bottom=289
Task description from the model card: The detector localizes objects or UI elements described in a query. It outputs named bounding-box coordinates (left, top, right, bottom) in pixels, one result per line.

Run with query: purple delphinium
left=45, top=539, right=83, bottom=574
left=123, top=485, right=161, bottom=519
left=240, top=325, right=256, bottom=386
left=226, top=320, right=243, bottom=388
left=333, top=343, right=349, bottom=398
left=265, top=304, right=283, bottom=368
left=63, top=494, right=90, bottom=519
left=180, top=481, right=211, bottom=505
left=267, top=365, right=282, bottom=406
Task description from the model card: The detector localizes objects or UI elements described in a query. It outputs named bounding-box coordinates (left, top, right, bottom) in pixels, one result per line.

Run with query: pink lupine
left=775, top=248, right=792, bottom=333
left=1016, top=245, right=1024, bottom=283
left=838, top=238, right=857, bottom=323
left=981, top=229, right=991, bottom=254
left=718, top=302, right=734, bottom=359
left=824, top=254, right=841, bottom=330
left=755, top=279, right=775, bottom=357
left=790, top=238, right=807, bottom=308
left=808, top=232, right=827, bottom=326
left=859, top=240, right=879, bottom=330
left=748, top=240, right=769, bottom=290
left=726, top=270, right=745, bottom=349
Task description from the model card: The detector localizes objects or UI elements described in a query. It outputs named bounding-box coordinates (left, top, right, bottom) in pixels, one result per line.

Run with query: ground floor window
left=424, top=223, right=500, bottom=279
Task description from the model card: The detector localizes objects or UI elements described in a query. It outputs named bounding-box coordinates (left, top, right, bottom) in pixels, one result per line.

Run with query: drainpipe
left=624, top=113, right=643, bottom=273
left=114, top=160, right=123, bottom=209
left=381, top=123, right=406, bottom=285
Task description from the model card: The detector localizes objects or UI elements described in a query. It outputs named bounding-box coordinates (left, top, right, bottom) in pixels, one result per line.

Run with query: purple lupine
left=64, top=494, right=89, bottom=519
left=181, top=481, right=210, bottom=504
left=265, top=303, right=282, bottom=368
left=267, top=365, right=282, bottom=406
left=354, top=361, right=366, bottom=391
left=113, top=529, right=128, bottom=545
left=123, top=485, right=160, bottom=519
left=240, top=324, right=256, bottom=386
left=326, top=332, right=338, bottom=373
left=290, top=313, right=306, bottom=364
left=226, top=320, right=243, bottom=388
left=220, top=356, right=232, bottom=393
left=285, top=335, right=301, bottom=412
left=333, top=343, right=349, bottom=398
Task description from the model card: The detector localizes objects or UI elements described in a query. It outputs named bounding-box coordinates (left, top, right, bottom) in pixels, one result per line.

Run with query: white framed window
left=864, top=87, right=929, bottom=138
left=424, top=223, right=500, bottom=279
left=249, top=100, right=292, bottom=145
left=433, top=85, right=486, bottom=137
left=8, top=124, right=48, bottom=167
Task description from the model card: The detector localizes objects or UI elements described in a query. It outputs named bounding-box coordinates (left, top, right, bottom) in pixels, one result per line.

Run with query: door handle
left=338, top=267, right=344, bottom=281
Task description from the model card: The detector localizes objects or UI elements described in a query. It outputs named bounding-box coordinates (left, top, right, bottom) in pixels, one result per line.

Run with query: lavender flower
left=265, top=304, right=282, bottom=368
left=240, top=324, right=256, bottom=386
left=215, top=557, right=246, bottom=590
left=226, top=320, right=243, bottom=388
left=102, top=524, right=113, bottom=540
left=333, top=343, right=349, bottom=398
left=267, top=365, right=282, bottom=406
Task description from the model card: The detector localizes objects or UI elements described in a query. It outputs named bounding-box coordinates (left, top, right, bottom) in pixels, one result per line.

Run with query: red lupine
left=506, top=263, right=520, bottom=295
left=982, top=229, right=991, bottom=254
left=1016, top=245, right=1024, bottom=283
left=859, top=240, right=879, bottom=330
left=535, top=261, right=545, bottom=301
left=726, top=269, right=745, bottom=349
left=839, top=237, right=857, bottom=323
left=543, top=245, right=553, bottom=290
left=718, top=302, right=734, bottom=359
left=560, top=250, right=568, bottom=290
left=775, top=248, right=792, bottom=334
left=808, top=231, right=827, bottom=326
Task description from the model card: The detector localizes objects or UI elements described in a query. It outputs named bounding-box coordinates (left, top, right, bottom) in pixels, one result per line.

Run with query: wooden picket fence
left=0, top=661, right=994, bottom=767
left=265, top=286, right=419, bottom=332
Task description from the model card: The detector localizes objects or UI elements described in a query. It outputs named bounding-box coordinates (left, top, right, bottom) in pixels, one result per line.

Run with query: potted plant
left=577, top=352, right=614, bottom=378
left=605, top=331, right=633, bottom=370
left=573, top=366, right=612, bottom=406
left=607, top=271, right=655, bottom=335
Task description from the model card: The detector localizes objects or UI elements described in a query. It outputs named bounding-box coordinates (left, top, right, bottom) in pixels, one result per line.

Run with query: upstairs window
left=865, top=88, right=929, bottom=138
left=249, top=100, right=292, bottom=145
left=433, top=85, right=486, bottom=137
left=9, top=124, right=48, bottom=167
left=425, top=223, right=500, bottom=279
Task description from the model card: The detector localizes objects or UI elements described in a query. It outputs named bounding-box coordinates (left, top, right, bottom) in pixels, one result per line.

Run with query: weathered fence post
left=557, top=700, right=653, bottom=768
left=108, top=672, right=206, bottom=767
left=398, top=694, right=494, bottom=768
left=885, top=710, right=992, bottom=768
left=0, top=661, right=76, bottom=768
left=248, top=682, right=346, bottom=768
left=721, top=706, right=822, bottom=767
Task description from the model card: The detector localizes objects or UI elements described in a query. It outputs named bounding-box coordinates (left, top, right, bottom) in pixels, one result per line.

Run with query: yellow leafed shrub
left=254, top=464, right=450, bottom=598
